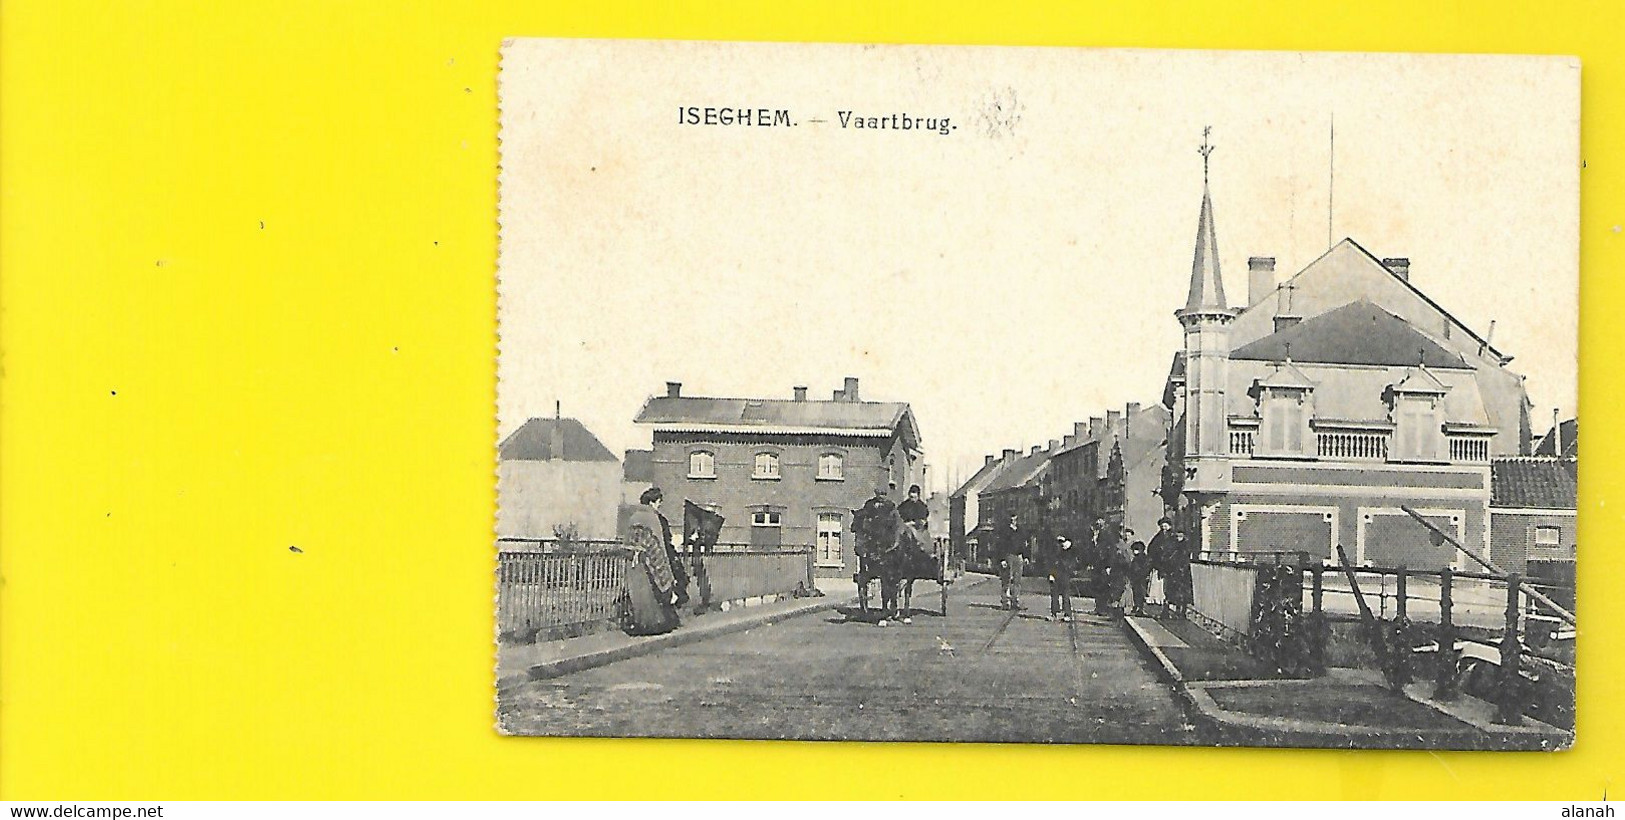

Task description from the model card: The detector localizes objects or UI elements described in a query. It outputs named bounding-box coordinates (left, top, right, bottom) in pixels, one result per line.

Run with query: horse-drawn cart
left=851, top=505, right=956, bottom=623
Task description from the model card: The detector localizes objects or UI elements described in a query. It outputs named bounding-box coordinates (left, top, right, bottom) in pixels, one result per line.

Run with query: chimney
left=843, top=377, right=860, bottom=402
left=1063, top=434, right=1077, bottom=447
left=1074, top=422, right=1088, bottom=440
left=1126, top=401, right=1141, bottom=418
left=1274, top=315, right=1302, bottom=332
left=1107, top=410, right=1122, bottom=436
left=984, top=454, right=996, bottom=467
left=1383, top=258, right=1410, bottom=281
left=1002, top=448, right=1018, bottom=462
left=550, top=418, right=564, bottom=461
left=665, top=381, right=682, bottom=398
left=1030, top=445, right=1042, bottom=456
left=1248, top=257, right=1276, bottom=307
left=1089, top=417, right=1104, bottom=439
left=832, top=389, right=845, bottom=401
left=792, top=385, right=808, bottom=402
left=1049, top=438, right=1060, bottom=451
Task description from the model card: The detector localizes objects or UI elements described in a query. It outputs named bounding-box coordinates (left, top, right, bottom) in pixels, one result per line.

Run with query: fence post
left=1391, top=568, right=1411, bottom=689
left=1496, top=573, right=1525, bottom=725
left=1310, top=565, right=1326, bottom=676
left=1434, top=567, right=1458, bottom=701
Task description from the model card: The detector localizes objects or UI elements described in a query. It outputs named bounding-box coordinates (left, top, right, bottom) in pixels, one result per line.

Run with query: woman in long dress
left=619, top=503, right=680, bottom=636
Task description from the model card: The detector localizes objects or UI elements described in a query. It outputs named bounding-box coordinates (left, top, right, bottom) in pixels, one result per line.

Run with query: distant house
left=622, top=448, right=654, bottom=504
left=1490, top=456, right=1577, bottom=574
left=633, top=378, right=923, bottom=576
left=497, top=417, right=621, bottom=540
left=976, top=444, right=1054, bottom=559
left=950, top=451, right=1017, bottom=564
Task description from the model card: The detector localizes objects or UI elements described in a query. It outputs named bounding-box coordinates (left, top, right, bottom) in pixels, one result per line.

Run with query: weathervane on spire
left=1198, top=125, right=1215, bottom=183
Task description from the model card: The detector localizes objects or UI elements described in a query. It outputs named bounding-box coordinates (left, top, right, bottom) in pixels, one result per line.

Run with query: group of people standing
left=994, top=513, right=1196, bottom=622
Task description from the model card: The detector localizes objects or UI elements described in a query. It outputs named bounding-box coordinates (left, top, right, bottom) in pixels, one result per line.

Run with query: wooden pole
left=1496, top=573, right=1525, bottom=725
left=1310, top=565, right=1327, bottom=676
left=1399, top=506, right=1575, bottom=626
left=1435, top=566, right=1459, bottom=701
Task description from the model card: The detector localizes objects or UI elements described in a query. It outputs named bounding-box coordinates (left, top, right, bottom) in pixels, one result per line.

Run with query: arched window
left=688, top=450, right=716, bottom=478
left=753, top=452, right=780, bottom=479
left=817, top=452, right=844, bottom=480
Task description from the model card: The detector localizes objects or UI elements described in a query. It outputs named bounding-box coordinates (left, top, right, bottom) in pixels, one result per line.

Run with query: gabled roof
left=951, top=454, right=1012, bottom=499
left=1491, top=457, right=1577, bottom=510
left=499, top=418, right=618, bottom=463
left=1391, top=365, right=1449, bottom=395
left=982, top=449, right=1052, bottom=495
left=1243, top=238, right=1507, bottom=363
left=635, top=395, right=920, bottom=448
left=1258, top=360, right=1316, bottom=390
left=1232, top=300, right=1470, bottom=369
left=622, top=449, right=654, bottom=483
left=1534, top=418, right=1578, bottom=458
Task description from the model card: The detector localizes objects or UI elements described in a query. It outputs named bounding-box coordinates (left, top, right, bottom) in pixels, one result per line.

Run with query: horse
left=852, top=505, right=933, bottom=623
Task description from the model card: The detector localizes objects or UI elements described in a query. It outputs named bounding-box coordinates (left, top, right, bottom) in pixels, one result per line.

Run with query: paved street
left=498, top=577, right=1202, bottom=744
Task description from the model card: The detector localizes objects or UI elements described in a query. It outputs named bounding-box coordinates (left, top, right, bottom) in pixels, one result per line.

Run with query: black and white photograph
left=493, top=39, right=1579, bottom=750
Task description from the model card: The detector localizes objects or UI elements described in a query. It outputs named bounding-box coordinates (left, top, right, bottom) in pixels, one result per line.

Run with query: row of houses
left=949, top=156, right=1577, bottom=575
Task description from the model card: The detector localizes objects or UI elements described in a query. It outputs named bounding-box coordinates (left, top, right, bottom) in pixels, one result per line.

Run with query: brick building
left=1161, top=156, right=1529, bottom=570
left=633, top=378, right=923, bottom=576
left=1489, top=456, right=1577, bottom=574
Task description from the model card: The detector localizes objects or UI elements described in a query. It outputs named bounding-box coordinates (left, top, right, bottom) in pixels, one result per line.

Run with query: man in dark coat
left=1049, top=535, right=1081, bottom=621
left=898, top=484, right=929, bottom=526
left=998, top=513, right=1027, bottom=610
left=1146, top=517, right=1176, bottom=612
left=641, top=486, right=689, bottom=607
left=1128, top=541, right=1152, bottom=616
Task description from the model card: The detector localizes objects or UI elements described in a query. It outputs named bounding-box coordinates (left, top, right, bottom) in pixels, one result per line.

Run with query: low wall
left=682, top=550, right=816, bottom=611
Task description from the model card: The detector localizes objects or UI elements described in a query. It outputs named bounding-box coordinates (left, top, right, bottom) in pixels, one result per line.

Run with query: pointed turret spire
left=1184, top=126, right=1228, bottom=314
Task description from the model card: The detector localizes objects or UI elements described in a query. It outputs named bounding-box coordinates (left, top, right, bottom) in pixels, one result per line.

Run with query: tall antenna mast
left=1327, top=113, right=1336, bottom=249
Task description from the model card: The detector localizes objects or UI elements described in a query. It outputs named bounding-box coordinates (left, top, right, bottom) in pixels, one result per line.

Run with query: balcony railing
left=1229, top=428, right=1255, bottom=456
left=1316, top=430, right=1390, bottom=461
left=1448, top=435, right=1491, bottom=463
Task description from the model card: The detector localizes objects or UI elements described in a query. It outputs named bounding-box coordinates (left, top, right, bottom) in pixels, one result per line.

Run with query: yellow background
left=1, top=0, right=1620, bottom=800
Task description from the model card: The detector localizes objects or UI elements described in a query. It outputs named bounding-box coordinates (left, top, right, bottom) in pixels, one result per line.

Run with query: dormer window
left=1393, top=394, right=1443, bottom=461
left=1253, top=360, right=1316, bottom=458
left=1260, top=388, right=1309, bottom=455
left=1388, top=367, right=1449, bottom=462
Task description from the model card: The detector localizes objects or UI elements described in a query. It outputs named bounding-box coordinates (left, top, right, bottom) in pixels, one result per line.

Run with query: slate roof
left=1534, top=419, right=1578, bottom=458
left=1491, top=457, right=1578, bottom=510
left=951, top=454, right=1014, bottom=499
left=1241, top=238, right=1507, bottom=363
left=1232, top=300, right=1469, bottom=369
left=635, top=395, right=920, bottom=447
left=498, top=418, right=618, bottom=462
left=981, top=449, right=1052, bottom=495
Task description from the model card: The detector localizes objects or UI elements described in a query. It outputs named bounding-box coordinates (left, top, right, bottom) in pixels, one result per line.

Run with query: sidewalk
left=1122, top=612, right=1570, bottom=750
left=497, top=574, right=990, bottom=688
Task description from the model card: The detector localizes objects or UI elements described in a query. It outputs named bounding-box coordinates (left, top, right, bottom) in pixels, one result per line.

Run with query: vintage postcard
left=494, top=39, right=1578, bottom=749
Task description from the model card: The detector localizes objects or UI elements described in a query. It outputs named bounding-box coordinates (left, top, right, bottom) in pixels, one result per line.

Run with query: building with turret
left=1160, top=135, right=1529, bottom=569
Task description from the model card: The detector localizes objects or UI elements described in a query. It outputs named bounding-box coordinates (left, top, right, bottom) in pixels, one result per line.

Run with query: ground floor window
left=751, top=510, right=782, bottom=547
left=816, top=513, right=843, bottom=567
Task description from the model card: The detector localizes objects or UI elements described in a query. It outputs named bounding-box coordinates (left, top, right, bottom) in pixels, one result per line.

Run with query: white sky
left=498, top=41, right=1580, bottom=494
